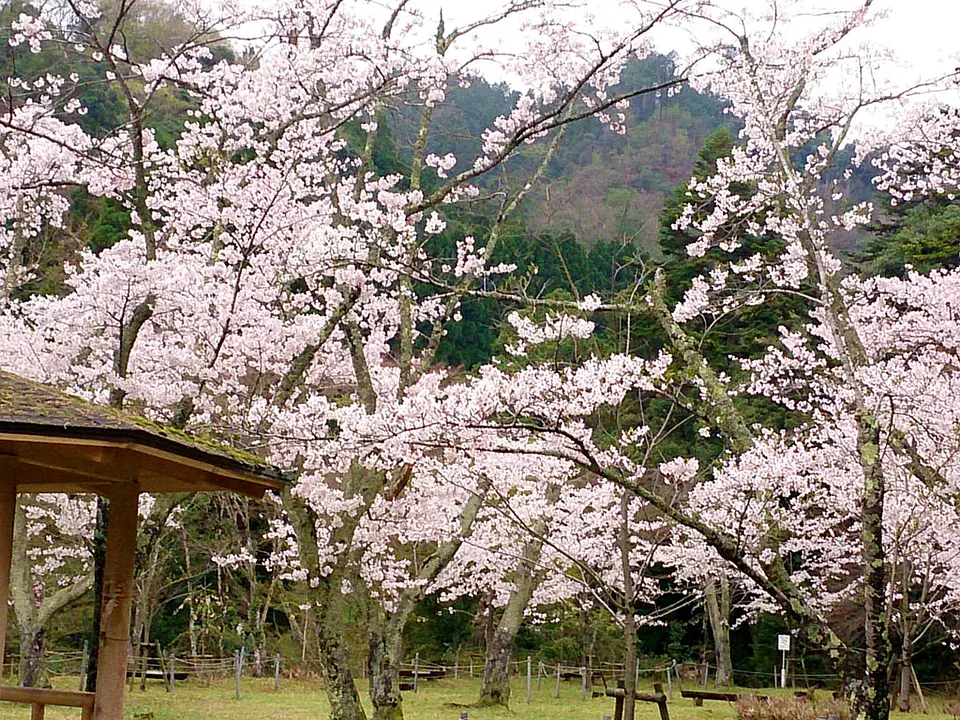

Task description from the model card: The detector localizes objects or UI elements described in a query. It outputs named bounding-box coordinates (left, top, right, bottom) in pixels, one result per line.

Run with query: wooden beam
left=130, top=445, right=277, bottom=496
left=0, top=435, right=280, bottom=498
left=0, top=686, right=96, bottom=708
left=0, top=459, right=14, bottom=671
left=14, top=444, right=130, bottom=483
left=93, top=484, right=139, bottom=720
left=11, top=460, right=120, bottom=494
left=129, top=449, right=270, bottom=497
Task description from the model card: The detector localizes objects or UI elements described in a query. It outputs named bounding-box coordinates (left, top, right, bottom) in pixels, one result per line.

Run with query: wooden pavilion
left=0, top=371, right=288, bottom=719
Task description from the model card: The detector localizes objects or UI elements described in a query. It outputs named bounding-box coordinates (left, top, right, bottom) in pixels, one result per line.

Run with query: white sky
left=418, top=0, right=958, bottom=86
left=401, top=0, right=960, bottom=134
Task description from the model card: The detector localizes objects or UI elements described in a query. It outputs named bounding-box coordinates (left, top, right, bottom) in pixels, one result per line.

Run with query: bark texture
left=704, top=575, right=733, bottom=686
left=476, top=537, right=544, bottom=707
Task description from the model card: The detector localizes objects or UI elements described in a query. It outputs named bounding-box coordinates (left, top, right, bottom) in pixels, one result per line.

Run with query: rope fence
left=3, top=650, right=959, bottom=706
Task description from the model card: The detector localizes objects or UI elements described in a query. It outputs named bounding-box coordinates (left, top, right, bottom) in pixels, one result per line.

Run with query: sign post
left=777, top=635, right=790, bottom=688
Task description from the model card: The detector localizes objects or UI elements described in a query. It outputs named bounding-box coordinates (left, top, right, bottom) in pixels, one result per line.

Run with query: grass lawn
left=0, top=676, right=952, bottom=720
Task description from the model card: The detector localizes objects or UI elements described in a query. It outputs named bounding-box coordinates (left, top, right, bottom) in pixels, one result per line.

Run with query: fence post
left=469, top=658, right=473, bottom=678
left=537, top=661, right=543, bottom=691
left=702, top=661, right=709, bottom=688
left=454, top=656, right=459, bottom=681
left=79, top=640, right=89, bottom=692
left=169, top=653, right=176, bottom=692
left=555, top=664, right=561, bottom=699
left=413, top=653, right=420, bottom=694
left=666, top=662, right=673, bottom=700
left=234, top=649, right=242, bottom=700
left=157, top=644, right=169, bottom=693
left=580, top=666, right=587, bottom=701
left=274, top=653, right=281, bottom=691
left=526, top=656, right=532, bottom=704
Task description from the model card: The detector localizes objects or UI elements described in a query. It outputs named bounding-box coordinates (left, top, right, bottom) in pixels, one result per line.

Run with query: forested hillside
left=1, top=3, right=959, bottom=720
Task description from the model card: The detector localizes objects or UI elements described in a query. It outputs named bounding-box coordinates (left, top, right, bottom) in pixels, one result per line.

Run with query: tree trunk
left=704, top=575, right=733, bottom=686
left=282, top=485, right=369, bottom=720
left=897, top=655, right=911, bottom=713
left=366, top=476, right=489, bottom=720
left=316, top=581, right=367, bottom=720
left=897, top=589, right=914, bottom=713
left=18, top=626, right=44, bottom=687
left=853, top=414, right=891, bottom=720
left=86, top=496, right=108, bottom=691
left=477, top=621, right=514, bottom=707
left=477, top=538, right=544, bottom=707
left=368, top=622, right=404, bottom=720
left=620, top=490, right=637, bottom=720
left=183, top=534, right=199, bottom=657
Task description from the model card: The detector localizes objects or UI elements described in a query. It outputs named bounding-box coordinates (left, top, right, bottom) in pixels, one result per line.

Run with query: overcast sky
left=416, top=0, right=958, bottom=86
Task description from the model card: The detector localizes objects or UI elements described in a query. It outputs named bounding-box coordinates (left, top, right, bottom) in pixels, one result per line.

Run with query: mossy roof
left=0, top=370, right=288, bottom=485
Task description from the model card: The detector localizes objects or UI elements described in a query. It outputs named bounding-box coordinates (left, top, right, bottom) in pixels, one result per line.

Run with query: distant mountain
left=385, top=53, right=734, bottom=255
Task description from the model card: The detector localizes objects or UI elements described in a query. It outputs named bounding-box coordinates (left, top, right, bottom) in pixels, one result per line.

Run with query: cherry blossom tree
left=349, top=6, right=960, bottom=720
left=10, top=493, right=94, bottom=686
left=0, top=1, right=702, bottom=718
left=4, top=5, right=960, bottom=720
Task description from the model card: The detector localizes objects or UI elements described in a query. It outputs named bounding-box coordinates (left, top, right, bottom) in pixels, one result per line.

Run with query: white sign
left=777, top=634, right=791, bottom=651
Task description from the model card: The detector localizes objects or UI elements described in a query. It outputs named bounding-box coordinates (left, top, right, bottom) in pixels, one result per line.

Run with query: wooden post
left=454, top=656, right=459, bottom=681
left=31, top=701, right=44, bottom=720
left=469, top=658, right=473, bottom=678
left=537, top=661, right=543, bottom=691
left=614, top=681, right=625, bottom=720
left=168, top=653, right=175, bottom=692
left=413, top=653, right=420, bottom=694
left=79, top=640, right=90, bottom=692
left=653, top=682, right=670, bottom=720
left=555, top=664, right=561, bottom=699
left=0, top=469, right=16, bottom=673
left=93, top=484, right=139, bottom=720
left=274, top=654, right=281, bottom=691
left=909, top=664, right=927, bottom=711
left=666, top=663, right=673, bottom=700
left=234, top=650, right=241, bottom=700
left=526, top=656, right=532, bottom=703
left=580, top=666, right=587, bottom=701
left=701, top=661, right=709, bottom=688
left=156, top=644, right=169, bottom=693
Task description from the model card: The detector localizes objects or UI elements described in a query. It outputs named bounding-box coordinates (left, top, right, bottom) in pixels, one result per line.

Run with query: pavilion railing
left=0, top=685, right=94, bottom=720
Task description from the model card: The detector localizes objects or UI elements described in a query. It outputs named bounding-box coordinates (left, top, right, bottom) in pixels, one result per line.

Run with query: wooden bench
left=398, top=668, right=446, bottom=690
left=0, top=685, right=95, bottom=720
left=399, top=669, right=446, bottom=680
left=558, top=670, right=605, bottom=683
left=681, top=690, right=769, bottom=706
left=126, top=669, right=190, bottom=681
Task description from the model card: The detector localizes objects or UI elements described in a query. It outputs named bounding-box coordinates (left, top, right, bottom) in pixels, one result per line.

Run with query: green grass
left=0, top=676, right=952, bottom=720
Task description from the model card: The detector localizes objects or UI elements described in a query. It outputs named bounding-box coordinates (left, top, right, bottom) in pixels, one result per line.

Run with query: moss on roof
left=0, top=371, right=286, bottom=482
